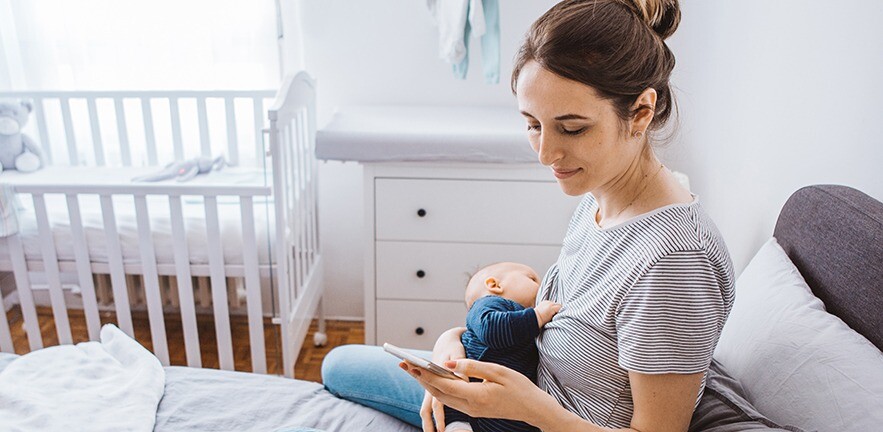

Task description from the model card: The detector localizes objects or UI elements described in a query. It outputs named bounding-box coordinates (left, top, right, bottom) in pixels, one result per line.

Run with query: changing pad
left=315, top=105, right=536, bottom=163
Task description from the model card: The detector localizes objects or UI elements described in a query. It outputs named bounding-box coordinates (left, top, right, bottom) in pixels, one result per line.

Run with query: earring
left=632, top=130, right=644, bottom=138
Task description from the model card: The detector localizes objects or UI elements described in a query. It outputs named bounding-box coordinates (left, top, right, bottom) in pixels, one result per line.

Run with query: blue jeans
left=321, top=344, right=428, bottom=427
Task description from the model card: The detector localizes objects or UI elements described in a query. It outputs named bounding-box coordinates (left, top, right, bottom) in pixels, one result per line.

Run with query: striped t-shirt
left=535, top=193, right=735, bottom=428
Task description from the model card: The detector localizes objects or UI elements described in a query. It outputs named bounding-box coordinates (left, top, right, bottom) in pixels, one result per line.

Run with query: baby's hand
left=535, top=300, right=562, bottom=327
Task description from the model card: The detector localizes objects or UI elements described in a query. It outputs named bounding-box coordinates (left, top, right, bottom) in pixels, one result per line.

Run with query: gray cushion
left=773, top=185, right=883, bottom=351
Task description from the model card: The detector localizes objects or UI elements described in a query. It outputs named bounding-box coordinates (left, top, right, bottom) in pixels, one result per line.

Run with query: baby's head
left=465, top=262, right=541, bottom=309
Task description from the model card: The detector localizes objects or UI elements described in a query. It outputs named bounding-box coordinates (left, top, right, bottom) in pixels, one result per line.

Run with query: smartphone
left=383, top=343, right=461, bottom=380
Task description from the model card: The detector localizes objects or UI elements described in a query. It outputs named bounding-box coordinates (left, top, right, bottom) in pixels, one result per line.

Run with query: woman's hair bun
left=625, top=0, right=681, bottom=40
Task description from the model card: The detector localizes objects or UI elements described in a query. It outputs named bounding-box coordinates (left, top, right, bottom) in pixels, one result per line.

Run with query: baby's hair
left=464, top=261, right=505, bottom=290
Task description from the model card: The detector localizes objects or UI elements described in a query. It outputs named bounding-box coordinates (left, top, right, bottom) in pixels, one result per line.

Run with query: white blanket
left=0, top=324, right=165, bottom=432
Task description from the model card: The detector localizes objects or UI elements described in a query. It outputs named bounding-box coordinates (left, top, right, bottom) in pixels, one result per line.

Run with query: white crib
left=0, top=72, right=324, bottom=378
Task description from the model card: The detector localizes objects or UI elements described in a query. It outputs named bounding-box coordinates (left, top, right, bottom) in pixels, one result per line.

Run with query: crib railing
left=0, top=73, right=321, bottom=378
left=269, top=72, right=323, bottom=378
left=1, top=181, right=272, bottom=373
left=3, top=90, right=274, bottom=168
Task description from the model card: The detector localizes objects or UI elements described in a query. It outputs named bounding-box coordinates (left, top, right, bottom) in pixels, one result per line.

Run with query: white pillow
left=714, top=238, right=883, bottom=432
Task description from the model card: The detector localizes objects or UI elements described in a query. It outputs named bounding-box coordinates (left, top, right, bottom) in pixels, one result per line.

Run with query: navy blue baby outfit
left=444, top=295, right=541, bottom=432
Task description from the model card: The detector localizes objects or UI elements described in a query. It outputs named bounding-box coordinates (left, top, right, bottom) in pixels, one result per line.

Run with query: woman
left=322, top=1, right=735, bottom=431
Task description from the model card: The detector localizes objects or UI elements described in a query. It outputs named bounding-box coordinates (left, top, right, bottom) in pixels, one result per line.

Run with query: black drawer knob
left=416, top=270, right=426, bottom=278
left=415, top=327, right=425, bottom=335
left=417, top=208, right=427, bottom=217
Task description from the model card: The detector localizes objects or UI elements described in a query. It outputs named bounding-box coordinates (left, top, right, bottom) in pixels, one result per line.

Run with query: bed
left=0, top=349, right=415, bottom=432
left=0, top=72, right=325, bottom=378
left=1, top=184, right=879, bottom=431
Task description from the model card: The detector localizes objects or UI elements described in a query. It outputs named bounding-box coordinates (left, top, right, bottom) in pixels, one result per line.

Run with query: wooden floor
left=4, top=306, right=364, bottom=382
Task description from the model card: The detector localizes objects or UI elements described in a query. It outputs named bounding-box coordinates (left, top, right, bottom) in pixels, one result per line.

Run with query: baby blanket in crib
left=0, top=324, right=164, bottom=431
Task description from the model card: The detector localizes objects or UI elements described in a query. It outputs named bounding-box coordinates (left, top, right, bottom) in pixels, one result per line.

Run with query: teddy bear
left=0, top=99, right=44, bottom=174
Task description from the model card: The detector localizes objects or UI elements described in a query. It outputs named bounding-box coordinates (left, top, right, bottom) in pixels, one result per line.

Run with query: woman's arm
left=533, top=371, right=703, bottom=432
left=431, top=326, right=467, bottom=363
left=404, top=359, right=703, bottom=432
left=420, top=327, right=468, bottom=432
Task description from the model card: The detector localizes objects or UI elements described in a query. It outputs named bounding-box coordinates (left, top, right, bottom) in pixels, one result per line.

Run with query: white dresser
left=364, top=163, right=580, bottom=349
left=316, top=106, right=582, bottom=349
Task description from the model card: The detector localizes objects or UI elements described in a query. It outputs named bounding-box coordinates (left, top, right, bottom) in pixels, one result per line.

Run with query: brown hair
left=511, top=0, right=681, bottom=135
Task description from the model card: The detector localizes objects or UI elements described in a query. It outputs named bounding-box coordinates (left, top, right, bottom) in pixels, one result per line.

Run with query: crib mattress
left=315, top=105, right=537, bottom=163
left=0, top=166, right=276, bottom=267
left=0, top=353, right=416, bottom=431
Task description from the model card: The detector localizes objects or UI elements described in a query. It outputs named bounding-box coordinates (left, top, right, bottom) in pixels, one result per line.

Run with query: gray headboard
left=773, top=184, right=883, bottom=352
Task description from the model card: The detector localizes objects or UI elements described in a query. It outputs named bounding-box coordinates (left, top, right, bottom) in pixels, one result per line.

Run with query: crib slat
left=225, top=97, right=239, bottom=166
left=204, top=196, right=234, bottom=371
left=269, top=109, right=293, bottom=378
left=141, top=98, right=158, bottom=166
left=134, top=195, right=170, bottom=365
left=309, top=115, right=319, bottom=269
left=296, top=114, right=307, bottom=293
left=239, top=196, right=266, bottom=373
left=60, top=97, right=79, bottom=166
left=306, top=123, right=317, bottom=270
left=253, top=97, right=264, bottom=164
left=287, top=122, right=303, bottom=298
left=282, top=124, right=299, bottom=297
left=32, top=194, right=73, bottom=345
left=100, top=194, right=134, bottom=336
left=169, top=98, right=185, bottom=161
left=197, top=97, right=211, bottom=158
left=301, top=110, right=312, bottom=274
left=33, top=98, right=54, bottom=164
left=87, top=98, right=106, bottom=166
left=6, top=236, right=42, bottom=350
left=168, top=195, right=202, bottom=368
left=114, top=98, right=132, bottom=166
left=66, top=194, right=102, bottom=341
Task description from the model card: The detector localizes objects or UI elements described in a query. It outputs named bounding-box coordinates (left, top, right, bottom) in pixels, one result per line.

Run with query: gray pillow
left=689, top=360, right=811, bottom=432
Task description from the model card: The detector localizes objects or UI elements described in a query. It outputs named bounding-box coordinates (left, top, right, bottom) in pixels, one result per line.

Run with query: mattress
left=0, top=353, right=417, bottom=431
left=315, top=105, right=537, bottom=163
left=0, top=166, right=276, bottom=267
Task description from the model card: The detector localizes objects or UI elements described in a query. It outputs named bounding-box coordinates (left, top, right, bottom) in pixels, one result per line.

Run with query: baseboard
left=323, top=315, right=364, bottom=322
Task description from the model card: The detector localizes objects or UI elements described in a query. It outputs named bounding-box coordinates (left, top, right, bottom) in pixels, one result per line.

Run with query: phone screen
left=383, top=343, right=461, bottom=380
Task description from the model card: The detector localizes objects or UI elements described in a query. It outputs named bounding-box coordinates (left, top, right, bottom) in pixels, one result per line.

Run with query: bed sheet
left=0, top=354, right=417, bottom=432
left=156, top=366, right=418, bottom=432
left=0, top=167, right=276, bottom=266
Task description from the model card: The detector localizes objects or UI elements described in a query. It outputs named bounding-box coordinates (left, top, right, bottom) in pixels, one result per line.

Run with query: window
left=0, top=0, right=280, bottom=90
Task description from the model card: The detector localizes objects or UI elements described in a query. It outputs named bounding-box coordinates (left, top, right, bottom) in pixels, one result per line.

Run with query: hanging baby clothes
left=427, top=0, right=501, bottom=84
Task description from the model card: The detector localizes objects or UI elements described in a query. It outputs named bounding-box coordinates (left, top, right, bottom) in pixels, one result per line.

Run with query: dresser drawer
left=375, top=300, right=467, bottom=350
left=376, top=241, right=561, bottom=302
left=374, top=178, right=579, bottom=244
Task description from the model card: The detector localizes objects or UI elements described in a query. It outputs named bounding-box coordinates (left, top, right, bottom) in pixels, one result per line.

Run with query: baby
left=443, top=261, right=561, bottom=432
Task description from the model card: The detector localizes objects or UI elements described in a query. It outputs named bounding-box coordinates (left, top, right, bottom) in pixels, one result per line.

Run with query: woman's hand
left=420, top=327, right=468, bottom=432
left=403, top=358, right=552, bottom=425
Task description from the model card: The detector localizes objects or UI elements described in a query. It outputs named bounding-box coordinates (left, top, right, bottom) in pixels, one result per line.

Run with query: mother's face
left=516, top=61, right=643, bottom=197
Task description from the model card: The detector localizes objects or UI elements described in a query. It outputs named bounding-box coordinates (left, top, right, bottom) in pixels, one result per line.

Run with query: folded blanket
left=0, top=324, right=165, bottom=431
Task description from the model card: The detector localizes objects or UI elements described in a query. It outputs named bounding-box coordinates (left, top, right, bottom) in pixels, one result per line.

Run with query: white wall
left=283, top=0, right=883, bottom=319
left=670, top=0, right=883, bottom=273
